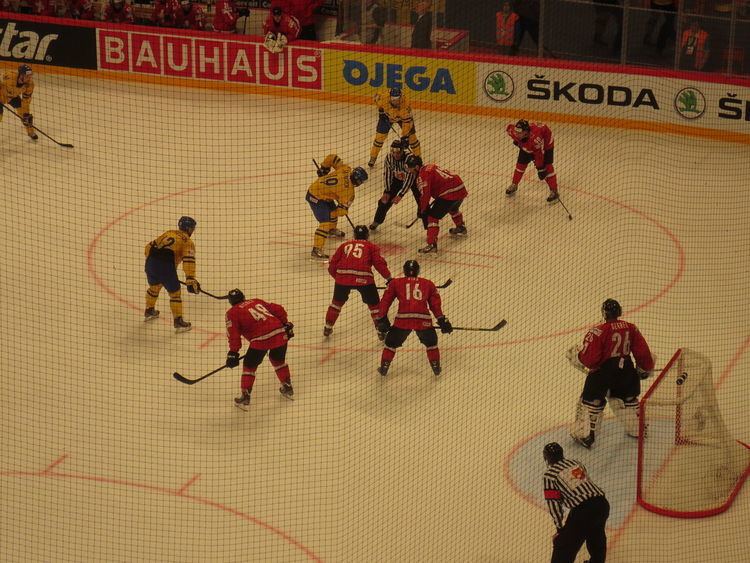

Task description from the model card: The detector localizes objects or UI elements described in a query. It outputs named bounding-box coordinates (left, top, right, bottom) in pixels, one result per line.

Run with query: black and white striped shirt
left=383, top=153, right=417, bottom=197
left=543, top=459, right=606, bottom=529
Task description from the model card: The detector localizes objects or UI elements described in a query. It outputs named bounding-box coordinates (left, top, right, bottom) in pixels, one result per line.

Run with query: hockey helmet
left=389, top=87, right=403, bottom=105
left=272, top=5, right=282, bottom=16
left=353, top=225, right=369, bottom=240
left=390, top=138, right=406, bottom=152
left=602, top=298, right=622, bottom=320
left=543, top=442, right=564, bottom=465
left=350, top=166, right=368, bottom=187
left=227, top=288, right=245, bottom=306
left=405, top=154, right=422, bottom=170
left=514, top=119, right=530, bottom=134
left=17, top=64, right=32, bottom=80
left=403, top=260, right=420, bottom=277
left=178, top=215, right=197, bottom=233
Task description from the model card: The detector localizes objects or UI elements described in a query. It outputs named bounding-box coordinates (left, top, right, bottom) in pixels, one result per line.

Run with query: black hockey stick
left=2, top=104, right=74, bottom=148
left=377, top=278, right=452, bottom=290
left=405, top=216, right=421, bottom=229
left=432, top=319, right=507, bottom=332
left=179, top=280, right=229, bottom=300
left=557, top=194, right=573, bottom=221
left=173, top=355, right=246, bottom=385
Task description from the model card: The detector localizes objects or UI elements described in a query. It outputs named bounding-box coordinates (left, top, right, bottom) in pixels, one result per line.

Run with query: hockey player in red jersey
left=505, top=119, right=559, bottom=203
left=263, top=5, right=301, bottom=52
left=567, top=299, right=655, bottom=448
left=324, top=225, right=393, bottom=339
left=375, top=260, right=453, bottom=376
left=405, top=155, right=468, bottom=254
left=103, top=0, right=134, bottom=23
left=151, top=0, right=179, bottom=26
left=173, top=0, right=206, bottom=30
left=224, top=289, right=295, bottom=409
left=212, top=0, right=248, bottom=32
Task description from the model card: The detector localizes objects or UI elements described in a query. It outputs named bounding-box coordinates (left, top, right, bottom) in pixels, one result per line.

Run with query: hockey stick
left=173, top=355, right=246, bottom=385
left=377, top=278, right=452, bottom=290
left=432, top=319, right=507, bottom=332
left=179, top=280, right=229, bottom=300
left=2, top=104, right=74, bottom=148
left=557, top=194, right=573, bottom=221
left=405, top=215, right=421, bottom=229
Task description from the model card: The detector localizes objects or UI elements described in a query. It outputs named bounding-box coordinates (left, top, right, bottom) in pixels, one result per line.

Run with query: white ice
left=0, top=73, right=748, bottom=562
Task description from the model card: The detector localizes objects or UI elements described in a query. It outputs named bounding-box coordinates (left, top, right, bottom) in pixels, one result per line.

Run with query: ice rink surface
left=1, top=74, right=749, bottom=562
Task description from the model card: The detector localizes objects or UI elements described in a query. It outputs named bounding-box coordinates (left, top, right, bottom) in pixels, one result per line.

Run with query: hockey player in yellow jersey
left=0, top=64, right=38, bottom=140
left=144, top=216, right=200, bottom=332
left=306, top=154, right=369, bottom=261
left=368, top=87, right=421, bottom=167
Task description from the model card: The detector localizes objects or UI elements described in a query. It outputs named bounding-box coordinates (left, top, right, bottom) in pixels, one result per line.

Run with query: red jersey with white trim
left=416, top=164, right=468, bottom=212
left=226, top=298, right=290, bottom=352
left=378, top=276, right=444, bottom=330
left=213, top=0, right=239, bottom=31
left=328, top=239, right=392, bottom=287
left=578, top=320, right=654, bottom=372
left=506, top=122, right=554, bottom=168
left=263, top=13, right=301, bottom=40
left=173, top=3, right=206, bottom=30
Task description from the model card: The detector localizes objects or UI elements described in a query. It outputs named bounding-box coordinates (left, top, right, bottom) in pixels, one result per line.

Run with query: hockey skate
left=369, top=222, right=380, bottom=231
left=173, top=316, right=192, bottom=333
left=572, top=432, right=595, bottom=449
left=323, top=326, right=333, bottom=337
left=368, top=157, right=376, bottom=168
left=377, top=361, right=391, bottom=376
left=418, top=243, right=438, bottom=254
left=310, top=248, right=329, bottom=262
left=279, top=381, right=294, bottom=400
left=449, top=225, right=467, bottom=236
left=546, top=191, right=560, bottom=203
left=27, top=130, right=38, bottom=141
left=430, top=360, right=442, bottom=376
left=505, top=183, right=518, bottom=196
left=234, top=389, right=251, bottom=411
left=329, top=228, right=346, bottom=238
left=144, top=308, right=160, bottom=322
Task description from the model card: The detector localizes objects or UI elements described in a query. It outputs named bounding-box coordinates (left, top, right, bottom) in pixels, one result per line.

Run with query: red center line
left=176, top=474, right=201, bottom=496
left=41, top=454, right=68, bottom=475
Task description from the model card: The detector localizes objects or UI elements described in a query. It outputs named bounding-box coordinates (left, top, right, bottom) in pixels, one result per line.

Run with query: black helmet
left=390, top=138, right=406, bottom=151
left=543, top=442, right=564, bottom=465
left=178, top=216, right=197, bottom=232
left=350, top=166, right=368, bottom=186
left=227, top=288, right=245, bottom=305
left=353, top=225, right=369, bottom=240
left=403, top=260, right=420, bottom=277
left=514, top=119, right=530, bottom=134
left=602, top=298, right=622, bottom=320
left=405, top=154, right=422, bottom=169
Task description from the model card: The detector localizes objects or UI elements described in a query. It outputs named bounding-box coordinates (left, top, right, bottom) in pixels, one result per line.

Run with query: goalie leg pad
left=610, top=396, right=640, bottom=437
left=571, top=398, right=604, bottom=440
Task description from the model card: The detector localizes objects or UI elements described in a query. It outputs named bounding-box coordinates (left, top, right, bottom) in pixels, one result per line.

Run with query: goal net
left=637, top=348, right=750, bottom=518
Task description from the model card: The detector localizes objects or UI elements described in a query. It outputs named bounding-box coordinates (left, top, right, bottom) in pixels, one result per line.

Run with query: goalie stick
left=2, top=104, right=74, bottom=148
left=179, top=280, right=228, bottom=300
left=432, top=319, right=507, bottom=332
left=377, top=278, right=452, bottom=290
left=173, top=354, right=246, bottom=385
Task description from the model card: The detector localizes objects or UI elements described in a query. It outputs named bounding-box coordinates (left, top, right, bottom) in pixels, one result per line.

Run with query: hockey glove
left=226, top=351, right=240, bottom=368
left=22, top=113, right=33, bottom=127
left=437, top=316, right=453, bottom=334
left=566, top=344, right=589, bottom=374
left=317, top=166, right=330, bottom=177
left=376, top=317, right=391, bottom=334
left=537, top=168, right=548, bottom=180
left=185, top=277, right=201, bottom=294
left=284, top=322, right=295, bottom=339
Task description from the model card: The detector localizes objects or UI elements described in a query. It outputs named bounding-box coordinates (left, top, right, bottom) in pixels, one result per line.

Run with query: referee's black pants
left=551, top=496, right=609, bottom=563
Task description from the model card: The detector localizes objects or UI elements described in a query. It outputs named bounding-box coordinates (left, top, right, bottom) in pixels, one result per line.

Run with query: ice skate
left=449, top=225, right=467, bottom=236
left=377, top=361, right=390, bottom=376
left=279, top=381, right=294, bottom=400
left=234, top=389, right=251, bottom=411
left=572, top=432, right=595, bottom=449
left=329, top=228, right=346, bottom=238
left=323, top=325, right=333, bottom=337
left=369, top=222, right=380, bottom=231
left=430, top=360, right=442, bottom=376
left=27, top=130, right=38, bottom=141
left=505, top=183, right=518, bottom=196
left=546, top=191, right=560, bottom=204
left=144, top=308, right=160, bottom=322
left=418, top=243, right=437, bottom=254
left=173, top=316, right=192, bottom=333
left=310, top=248, right=329, bottom=262
left=368, top=157, right=376, bottom=168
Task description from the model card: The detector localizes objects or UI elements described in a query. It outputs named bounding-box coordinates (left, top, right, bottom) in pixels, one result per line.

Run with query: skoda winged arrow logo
left=674, top=87, right=706, bottom=119
left=484, top=70, right=514, bottom=102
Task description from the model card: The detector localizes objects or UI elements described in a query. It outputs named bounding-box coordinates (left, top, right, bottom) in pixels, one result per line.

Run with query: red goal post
left=637, top=348, right=750, bottom=518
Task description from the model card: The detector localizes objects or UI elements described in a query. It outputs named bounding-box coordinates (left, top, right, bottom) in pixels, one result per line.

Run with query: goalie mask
left=602, top=298, right=622, bottom=321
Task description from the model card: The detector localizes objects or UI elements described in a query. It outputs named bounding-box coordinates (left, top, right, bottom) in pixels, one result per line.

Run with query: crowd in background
left=0, top=0, right=748, bottom=76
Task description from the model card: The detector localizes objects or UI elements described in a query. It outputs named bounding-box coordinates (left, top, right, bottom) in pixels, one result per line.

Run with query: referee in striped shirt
left=369, top=138, right=419, bottom=231
left=543, top=442, right=610, bottom=563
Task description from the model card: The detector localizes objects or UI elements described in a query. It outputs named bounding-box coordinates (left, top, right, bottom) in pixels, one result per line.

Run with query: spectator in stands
left=29, top=0, right=54, bottom=16
left=680, top=19, right=710, bottom=70
left=103, top=0, right=134, bottom=23
left=71, top=0, right=97, bottom=19
left=174, top=0, right=206, bottom=30
left=212, top=0, right=249, bottom=33
left=364, top=0, right=387, bottom=44
left=411, top=0, right=432, bottom=49
left=152, top=0, right=179, bottom=26
left=643, top=0, right=677, bottom=55
left=511, top=0, right=539, bottom=55
left=0, top=0, right=20, bottom=12
left=495, top=0, right=519, bottom=55
left=281, top=0, right=323, bottom=41
left=593, top=0, right=623, bottom=56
